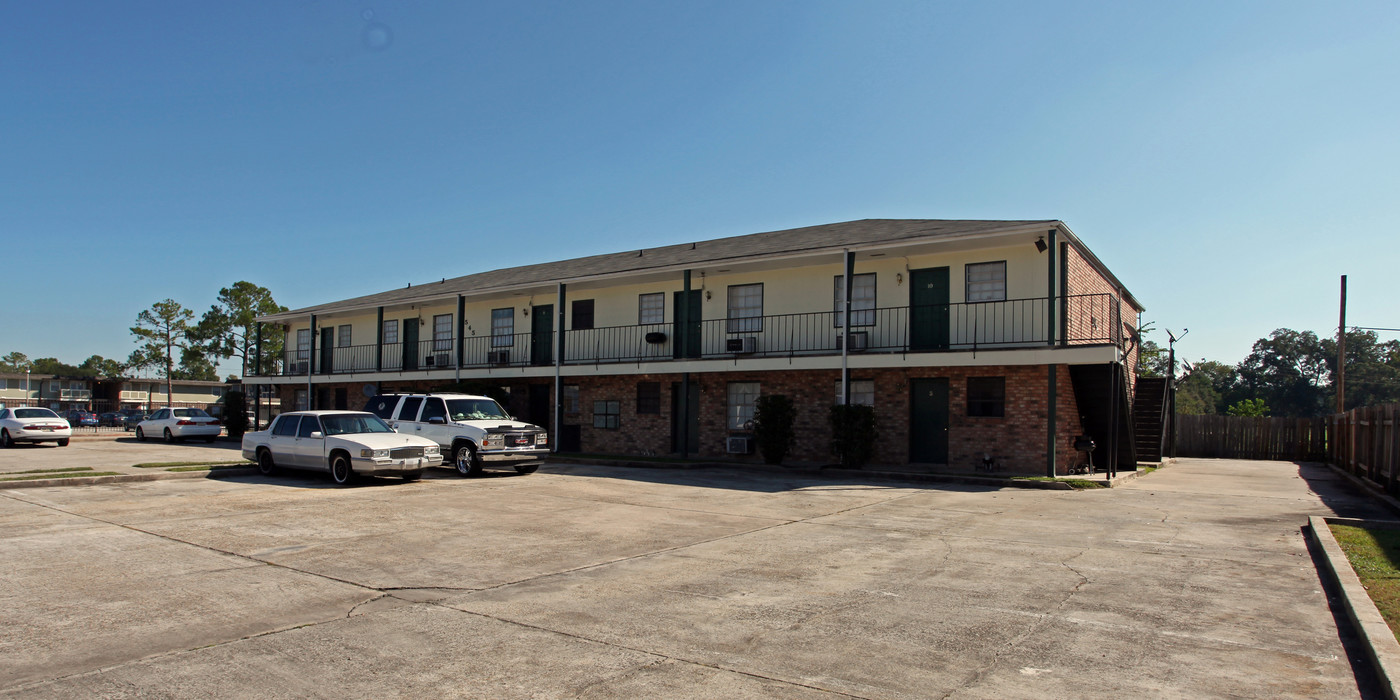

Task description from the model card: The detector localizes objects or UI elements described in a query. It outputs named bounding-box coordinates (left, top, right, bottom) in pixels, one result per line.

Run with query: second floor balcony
left=253, top=293, right=1124, bottom=377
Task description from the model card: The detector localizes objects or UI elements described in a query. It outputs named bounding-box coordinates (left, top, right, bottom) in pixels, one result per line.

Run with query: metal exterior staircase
left=1133, top=377, right=1169, bottom=463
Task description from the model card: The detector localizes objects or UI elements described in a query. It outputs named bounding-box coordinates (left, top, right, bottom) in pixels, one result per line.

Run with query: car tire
left=1, top=430, right=12, bottom=449
left=136, top=427, right=146, bottom=442
left=204, top=436, right=217, bottom=444
left=257, top=449, right=276, bottom=476
left=330, top=453, right=354, bottom=485
left=454, top=443, right=482, bottom=477
left=164, top=428, right=178, bottom=444
left=402, top=471, right=421, bottom=482
left=515, top=464, right=538, bottom=475
left=57, top=438, right=70, bottom=447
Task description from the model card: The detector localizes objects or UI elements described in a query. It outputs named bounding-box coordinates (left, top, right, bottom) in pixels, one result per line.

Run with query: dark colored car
left=120, top=409, right=147, bottom=431
left=65, top=410, right=99, bottom=427
left=97, top=412, right=123, bottom=427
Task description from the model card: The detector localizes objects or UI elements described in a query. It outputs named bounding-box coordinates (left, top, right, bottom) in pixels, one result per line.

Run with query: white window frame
left=834, top=273, right=877, bottom=327
left=966, top=261, right=1007, bottom=302
left=835, top=379, right=875, bottom=407
left=726, top=284, right=763, bottom=333
left=433, top=313, right=453, bottom=352
left=491, top=308, right=515, bottom=348
left=727, top=382, right=760, bottom=430
left=382, top=319, right=399, bottom=345
left=638, top=293, right=665, bottom=325
left=296, top=329, right=311, bottom=362
left=338, top=325, right=352, bottom=347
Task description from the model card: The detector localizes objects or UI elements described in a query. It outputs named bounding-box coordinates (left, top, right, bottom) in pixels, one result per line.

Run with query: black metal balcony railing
left=253, top=294, right=1122, bottom=377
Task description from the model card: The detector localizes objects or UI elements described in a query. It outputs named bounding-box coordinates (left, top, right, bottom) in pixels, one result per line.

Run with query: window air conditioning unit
left=488, top=350, right=511, bottom=365
left=290, top=362, right=308, bottom=374
left=726, top=436, right=752, bottom=454
left=726, top=337, right=757, bottom=354
left=424, top=353, right=450, bottom=367
left=838, top=331, right=868, bottom=352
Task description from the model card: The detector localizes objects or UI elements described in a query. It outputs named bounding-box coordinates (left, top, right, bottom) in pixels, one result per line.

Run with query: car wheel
left=204, top=436, right=217, bottom=444
left=454, top=444, right=482, bottom=477
left=257, top=449, right=276, bottom=476
left=136, top=427, right=146, bottom=441
left=515, top=464, right=538, bottom=475
left=1, top=430, right=12, bottom=449
left=57, top=438, right=70, bottom=447
left=330, top=453, right=354, bottom=485
left=402, top=471, right=421, bottom=482
left=164, top=428, right=178, bottom=444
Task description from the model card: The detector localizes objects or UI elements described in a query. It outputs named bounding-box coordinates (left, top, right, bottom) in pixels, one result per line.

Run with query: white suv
left=364, top=393, right=548, bottom=476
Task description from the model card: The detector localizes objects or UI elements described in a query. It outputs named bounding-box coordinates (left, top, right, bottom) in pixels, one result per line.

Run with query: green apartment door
left=909, top=378, right=949, bottom=464
left=531, top=304, right=554, bottom=366
left=672, top=291, right=702, bottom=359
left=402, top=319, right=419, bottom=371
left=320, top=328, right=334, bottom=374
left=909, top=267, right=950, bottom=351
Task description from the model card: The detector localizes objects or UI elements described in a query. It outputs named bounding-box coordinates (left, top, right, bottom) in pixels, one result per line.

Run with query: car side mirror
left=309, top=431, right=324, bottom=439
left=428, top=417, right=445, bottom=424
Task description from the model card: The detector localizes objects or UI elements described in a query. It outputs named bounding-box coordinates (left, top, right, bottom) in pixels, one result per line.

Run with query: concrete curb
left=0, top=467, right=258, bottom=490
left=561, top=457, right=1095, bottom=490
left=1307, top=515, right=1400, bottom=700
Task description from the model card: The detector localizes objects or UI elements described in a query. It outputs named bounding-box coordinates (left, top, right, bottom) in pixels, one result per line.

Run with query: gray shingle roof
left=261, top=218, right=1133, bottom=321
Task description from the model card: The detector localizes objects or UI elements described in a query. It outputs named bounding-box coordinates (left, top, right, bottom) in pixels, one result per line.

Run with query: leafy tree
left=31, top=357, right=84, bottom=377
left=1175, top=360, right=1237, bottom=415
left=752, top=394, right=796, bottom=465
left=1321, top=329, right=1400, bottom=411
left=193, top=282, right=287, bottom=377
left=173, top=347, right=219, bottom=381
left=1226, top=398, right=1269, bottom=417
left=130, top=299, right=196, bottom=403
left=78, top=355, right=126, bottom=379
left=1, top=352, right=31, bottom=373
left=1235, top=329, right=1329, bottom=418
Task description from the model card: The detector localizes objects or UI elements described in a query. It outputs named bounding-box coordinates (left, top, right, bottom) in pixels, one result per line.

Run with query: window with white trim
left=833, top=273, right=876, bottom=327
left=382, top=319, right=399, bottom=344
left=433, top=314, right=453, bottom=351
left=726, top=284, right=763, bottom=333
left=834, top=379, right=875, bottom=407
left=727, top=382, right=760, bottom=430
left=296, top=329, right=311, bottom=362
left=638, top=293, right=664, bottom=325
left=338, top=325, right=352, bottom=347
left=966, top=261, right=1007, bottom=302
left=491, top=308, right=514, bottom=347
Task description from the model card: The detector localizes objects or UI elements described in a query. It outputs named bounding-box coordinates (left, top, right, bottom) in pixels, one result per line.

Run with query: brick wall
left=265, top=363, right=1090, bottom=475
left=1063, top=242, right=1142, bottom=397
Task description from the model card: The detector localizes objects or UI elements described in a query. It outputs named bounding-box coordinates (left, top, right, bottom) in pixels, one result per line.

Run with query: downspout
left=841, top=249, right=853, bottom=406
left=307, top=314, right=315, bottom=410
left=680, top=270, right=692, bottom=459
left=554, top=283, right=565, bottom=453
left=1046, top=228, right=1058, bottom=477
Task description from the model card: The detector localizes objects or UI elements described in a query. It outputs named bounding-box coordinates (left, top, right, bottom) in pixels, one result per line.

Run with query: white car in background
left=136, top=407, right=222, bottom=443
left=241, top=410, right=440, bottom=485
left=0, top=407, right=73, bottom=447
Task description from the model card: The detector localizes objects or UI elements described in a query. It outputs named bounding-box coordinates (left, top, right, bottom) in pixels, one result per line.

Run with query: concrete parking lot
left=0, top=455, right=1391, bottom=698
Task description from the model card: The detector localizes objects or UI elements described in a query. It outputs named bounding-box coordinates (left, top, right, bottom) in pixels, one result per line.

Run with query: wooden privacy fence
left=1175, top=414, right=1328, bottom=462
left=1331, top=403, right=1400, bottom=494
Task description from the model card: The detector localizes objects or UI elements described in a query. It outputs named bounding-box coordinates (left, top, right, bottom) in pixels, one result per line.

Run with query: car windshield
left=173, top=408, right=211, bottom=418
left=444, top=399, right=509, bottom=421
left=15, top=408, right=59, bottom=419
left=320, top=414, right=394, bottom=436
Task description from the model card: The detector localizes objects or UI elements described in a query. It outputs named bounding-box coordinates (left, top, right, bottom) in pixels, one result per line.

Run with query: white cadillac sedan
left=0, top=407, right=73, bottom=447
left=136, top=407, right=223, bottom=443
left=241, top=410, right=441, bottom=485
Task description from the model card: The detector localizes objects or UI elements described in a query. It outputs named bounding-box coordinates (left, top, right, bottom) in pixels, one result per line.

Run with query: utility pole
left=1337, top=275, right=1347, bottom=414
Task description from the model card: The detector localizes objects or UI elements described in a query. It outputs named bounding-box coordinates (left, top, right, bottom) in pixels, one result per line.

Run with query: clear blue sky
left=3, top=1, right=1397, bottom=376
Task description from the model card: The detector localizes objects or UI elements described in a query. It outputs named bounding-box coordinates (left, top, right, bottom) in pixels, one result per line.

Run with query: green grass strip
left=0, top=471, right=125, bottom=482
left=1, top=467, right=96, bottom=475
left=134, top=460, right=253, bottom=469
left=1330, top=523, right=1400, bottom=639
left=165, top=465, right=252, bottom=473
left=1013, top=476, right=1108, bottom=489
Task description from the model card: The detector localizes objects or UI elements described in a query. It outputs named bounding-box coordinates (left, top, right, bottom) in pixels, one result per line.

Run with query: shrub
left=224, top=390, right=249, bottom=438
left=829, top=404, right=877, bottom=469
left=753, top=394, right=796, bottom=465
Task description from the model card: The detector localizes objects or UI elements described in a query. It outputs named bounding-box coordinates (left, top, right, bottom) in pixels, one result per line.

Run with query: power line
left=1354, top=326, right=1400, bottom=333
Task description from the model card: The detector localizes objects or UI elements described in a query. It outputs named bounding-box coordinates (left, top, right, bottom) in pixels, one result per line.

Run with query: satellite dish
left=362, top=384, right=377, bottom=397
